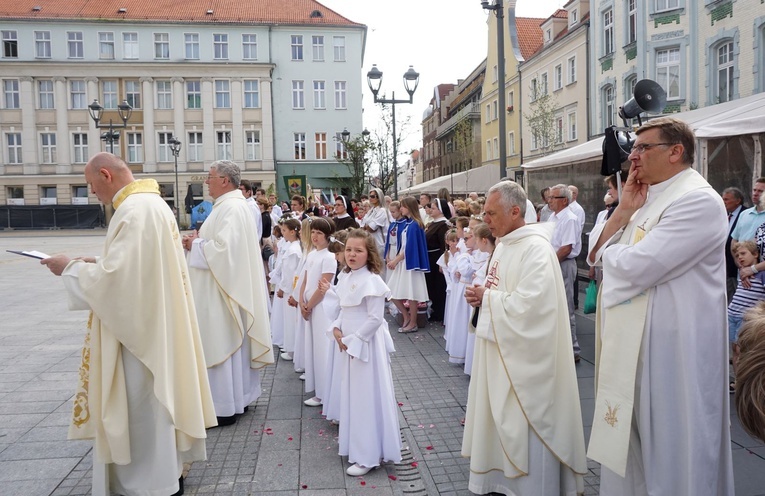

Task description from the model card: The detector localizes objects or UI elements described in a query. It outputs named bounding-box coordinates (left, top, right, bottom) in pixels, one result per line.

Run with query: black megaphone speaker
left=619, top=79, right=667, bottom=119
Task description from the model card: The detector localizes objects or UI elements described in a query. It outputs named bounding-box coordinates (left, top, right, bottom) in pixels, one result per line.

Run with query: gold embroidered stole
left=587, top=169, right=711, bottom=477
left=70, top=179, right=160, bottom=433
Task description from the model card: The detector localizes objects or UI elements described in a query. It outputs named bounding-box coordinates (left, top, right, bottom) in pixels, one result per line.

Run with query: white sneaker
left=280, top=352, right=293, bottom=361
left=295, top=368, right=305, bottom=373
left=346, top=463, right=373, bottom=476
left=304, top=397, right=322, bottom=407
left=299, top=374, right=306, bottom=380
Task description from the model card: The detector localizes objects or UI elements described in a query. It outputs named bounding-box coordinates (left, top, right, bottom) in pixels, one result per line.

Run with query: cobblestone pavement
left=1, top=231, right=765, bottom=495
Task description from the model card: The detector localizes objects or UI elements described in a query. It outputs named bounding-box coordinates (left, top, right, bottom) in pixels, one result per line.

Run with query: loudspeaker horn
left=619, top=79, right=667, bottom=119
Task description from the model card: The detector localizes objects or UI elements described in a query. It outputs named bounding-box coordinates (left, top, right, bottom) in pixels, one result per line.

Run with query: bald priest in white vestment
left=42, top=152, right=217, bottom=496
left=587, top=117, right=734, bottom=495
left=184, top=160, right=274, bottom=426
left=463, top=181, right=587, bottom=496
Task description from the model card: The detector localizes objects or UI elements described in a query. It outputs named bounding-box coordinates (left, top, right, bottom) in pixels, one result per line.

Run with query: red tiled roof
left=0, top=0, right=363, bottom=26
left=437, top=84, right=455, bottom=101
left=515, top=17, right=544, bottom=61
left=551, top=9, right=568, bottom=19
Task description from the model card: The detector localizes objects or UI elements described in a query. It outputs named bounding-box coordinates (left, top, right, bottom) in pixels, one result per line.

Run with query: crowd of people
left=35, top=115, right=765, bottom=496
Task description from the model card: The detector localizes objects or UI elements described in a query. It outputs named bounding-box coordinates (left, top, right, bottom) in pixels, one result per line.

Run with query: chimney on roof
left=32, top=5, right=41, bottom=11
left=118, top=7, right=127, bottom=13
left=206, top=9, right=214, bottom=15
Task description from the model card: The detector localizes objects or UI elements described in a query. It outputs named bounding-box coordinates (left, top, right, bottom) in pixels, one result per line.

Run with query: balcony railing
left=435, top=102, right=480, bottom=140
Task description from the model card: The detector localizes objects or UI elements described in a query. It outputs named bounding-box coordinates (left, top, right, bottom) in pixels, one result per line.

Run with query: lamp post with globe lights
left=87, top=99, right=132, bottom=154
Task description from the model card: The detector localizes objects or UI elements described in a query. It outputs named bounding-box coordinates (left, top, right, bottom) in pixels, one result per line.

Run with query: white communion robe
left=445, top=251, right=474, bottom=364
left=333, top=267, right=402, bottom=468
left=278, top=240, right=302, bottom=355
left=188, top=189, right=274, bottom=418
left=587, top=169, right=734, bottom=496
left=320, top=271, right=349, bottom=422
left=291, top=250, right=311, bottom=372
left=462, top=222, right=586, bottom=496
left=62, top=180, right=216, bottom=496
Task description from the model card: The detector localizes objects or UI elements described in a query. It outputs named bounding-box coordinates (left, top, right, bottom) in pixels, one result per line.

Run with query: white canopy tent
left=399, top=163, right=501, bottom=196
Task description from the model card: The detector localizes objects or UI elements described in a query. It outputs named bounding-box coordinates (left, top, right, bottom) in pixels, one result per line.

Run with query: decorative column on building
left=171, top=77, right=187, bottom=172
left=201, top=77, right=215, bottom=165
left=231, top=77, right=244, bottom=164
left=19, top=77, right=38, bottom=174
left=141, top=77, right=156, bottom=172
left=52, top=77, right=71, bottom=174
left=85, top=77, right=100, bottom=159
left=260, top=77, right=275, bottom=172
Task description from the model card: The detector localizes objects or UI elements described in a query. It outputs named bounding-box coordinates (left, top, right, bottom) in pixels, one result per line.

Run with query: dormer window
left=570, top=9, right=578, bottom=26
left=546, top=29, right=552, bottom=42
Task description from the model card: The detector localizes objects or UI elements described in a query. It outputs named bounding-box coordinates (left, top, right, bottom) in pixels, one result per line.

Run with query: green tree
left=334, top=132, right=375, bottom=200
left=524, top=79, right=560, bottom=156
left=369, top=100, right=411, bottom=196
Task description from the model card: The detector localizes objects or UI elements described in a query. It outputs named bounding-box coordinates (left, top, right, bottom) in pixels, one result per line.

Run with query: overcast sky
left=317, top=0, right=568, bottom=158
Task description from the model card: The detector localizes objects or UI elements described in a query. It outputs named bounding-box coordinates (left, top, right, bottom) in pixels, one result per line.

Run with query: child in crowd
left=276, top=219, right=302, bottom=362
left=445, top=227, right=475, bottom=364
left=269, top=224, right=286, bottom=349
left=320, top=229, right=350, bottom=423
left=464, top=223, right=495, bottom=376
left=454, top=216, right=470, bottom=253
left=300, top=217, right=339, bottom=407
left=330, top=229, right=401, bottom=476
left=733, top=301, right=765, bottom=443
left=288, top=217, right=314, bottom=375
left=437, top=229, right=460, bottom=335
left=386, top=197, right=430, bottom=333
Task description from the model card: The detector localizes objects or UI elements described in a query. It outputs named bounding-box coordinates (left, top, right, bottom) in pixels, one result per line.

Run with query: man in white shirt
left=549, top=184, right=582, bottom=361
left=239, top=179, right=262, bottom=238
left=567, top=185, right=586, bottom=231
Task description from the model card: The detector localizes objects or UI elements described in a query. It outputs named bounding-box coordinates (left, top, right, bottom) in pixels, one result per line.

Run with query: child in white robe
left=464, top=223, right=495, bottom=377
left=330, top=229, right=402, bottom=476
left=277, top=219, right=302, bottom=361
left=300, top=217, right=339, bottom=407
left=439, top=229, right=459, bottom=341
left=288, top=218, right=313, bottom=374
left=270, top=225, right=286, bottom=349
left=446, top=228, right=476, bottom=364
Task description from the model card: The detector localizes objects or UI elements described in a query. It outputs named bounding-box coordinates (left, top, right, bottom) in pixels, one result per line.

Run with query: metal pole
left=496, top=0, right=507, bottom=179
left=108, top=119, right=114, bottom=154
left=391, top=93, right=398, bottom=199
left=174, top=155, right=180, bottom=225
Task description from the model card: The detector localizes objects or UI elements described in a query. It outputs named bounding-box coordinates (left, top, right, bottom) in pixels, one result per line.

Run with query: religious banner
left=284, top=175, right=307, bottom=199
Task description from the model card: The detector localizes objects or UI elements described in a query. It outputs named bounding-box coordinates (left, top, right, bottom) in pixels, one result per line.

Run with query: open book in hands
left=6, top=250, right=51, bottom=260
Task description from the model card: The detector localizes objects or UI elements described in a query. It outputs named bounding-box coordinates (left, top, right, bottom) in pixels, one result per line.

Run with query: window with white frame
left=157, top=132, right=173, bottom=162
left=245, top=130, right=261, bottom=160
left=154, top=33, right=169, bottom=59
left=185, top=33, right=199, bottom=59
left=531, top=77, right=538, bottom=100
left=655, top=0, right=679, bottom=12
left=292, top=80, right=305, bottom=109
left=485, top=103, right=491, bottom=122
left=294, top=133, right=306, bottom=160
left=215, top=80, right=230, bottom=108
left=242, top=34, right=257, bottom=60
left=541, top=73, right=548, bottom=95
left=123, top=32, right=139, bottom=59
left=72, top=185, right=89, bottom=204
left=187, top=132, right=203, bottom=162
left=334, top=81, right=346, bottom=109
left=508, top=90, right=514, bottom=110
left=555, top=116, right=564, bottom=143
left=554, top=65, right=562, bottom=90
left=567, top=56, right=576, bottom=84
left=216, top=131, right=232, bottom=160
left=568, top=112, right=577, bottom=140
left=35, top=31, right=51, bottom=58
left=492, top=137, right=499, bottom=159
left=70, top=80, right=86, bottom=109
left=41, top=186, right=57, bottom=204
left=333, top=36, right=346, bottom=61
left=314, top=80, right=326, bottom=109
left=127, top=132, right=142, bottom=163
left=40, top=133, right=57, bottom=163
left=2, top=30, right=18, bottom=58
left=213, top=34, right=228, bottom=60
left=68, top=32, right=84, bottom=59
left=315, top=132, right=327, bottom=160
left=3, top=79, right=20, bottom=109
left=125, top=80, right=141, bottom=109
left=625, top=75, right=637, bottom=100
left=508, top=131, right=515, bottom=155
left=291, top=35, right=303, bottom=61
left=493, top=65, right=498, bottom=82
left=603, top=9, right=614, bottom=55
left=656, top=47, right=680, bottom=99
left=492, top=100, right=498, bottom=120
left=486, top=140, right=492, bottom=159
left=628, top=0, right=637, bottom=44
left=102, top=80, right=118, bottom=109
left=244, top=80, right=260, bottom=108
left=603, top=85, right=616, bottom=127
left=6, top=133, right=22, bottom=163
left=38, top=80, right=54, bottom=109
left=99, top=32, right=115, bottom=59
left=716, top=41, right=734, bottom=103
left=312, top=35, right=324, bottom=61
left=72, top=133, right=88, bottom=163
left=570, top=9, right=578, bottom=26
left=186, top=80, right=201, bottom=109
left=335, top=132, right=348, bottom=159
left=531, top=130, right=539, bottom=150
left=156, top=81, right=172, bottom=109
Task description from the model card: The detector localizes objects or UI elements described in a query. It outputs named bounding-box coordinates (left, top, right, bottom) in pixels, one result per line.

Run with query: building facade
left=420, top=84, right=455, bottom=183
left=0, top=0, right=365, bottom=226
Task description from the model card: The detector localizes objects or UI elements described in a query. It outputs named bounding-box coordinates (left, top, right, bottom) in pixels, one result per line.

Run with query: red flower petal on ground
left=318, top=429, right=324, bottom=435
left=277, top=463, right=282, bottom=467
left=397, top=402, right=404, bottom=406
left=411, top=462, right=418, bottom=468
left=301, top=484, right=308, bottom=489
left=388, top=475, right=397, bottom=481
left=287, top=437, right=293, bottom=441
left=426, top=446, right=434, bottom=450
left=360, top=481, right=366, bottom=486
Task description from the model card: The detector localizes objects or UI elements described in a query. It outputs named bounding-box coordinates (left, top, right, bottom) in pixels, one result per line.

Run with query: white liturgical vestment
left=461, top=222, right=586, bottom=496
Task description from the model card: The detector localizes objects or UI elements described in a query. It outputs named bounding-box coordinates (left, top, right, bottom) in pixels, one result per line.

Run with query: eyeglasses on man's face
left=631, top=142, right=677, bottom=154
left=369, top=194, right=378, bottom=199
left=207, top=175, right=226, bottom=180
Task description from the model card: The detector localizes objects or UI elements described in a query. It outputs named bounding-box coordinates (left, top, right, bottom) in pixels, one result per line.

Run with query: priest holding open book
left=41, top=152, right=216, bottom=496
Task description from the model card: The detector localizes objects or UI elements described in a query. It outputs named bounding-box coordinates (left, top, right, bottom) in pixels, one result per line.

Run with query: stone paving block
left=732, top=448, right=765, bottom=496
left=0, top=399, right=66, bottom=415
left=268, top=395, right=305, bottom=420
left=0, top=413, right=46, bottom=428
left=23, top=380, right=75, bottom=391
left=2, top=389, right=74, bottom=403
left=253, top=449, right=300, bottom=491
left=731, top=415, right=765, bottom=449
left=258, top=419, right=302, bottom=451
left=1, top=479, right=63, bottom=495
left=0, top=440, right=91, bottom=461
left=0, top=457, right=80, bottom=481
left=271, top=376, right=306, bottom=396
left=299, top=449, right=346, bottom=489
left=37, top=412, right=74, bottom=427
left=17, top=425, right=70, bottom=442
left=347, top=485, right=394, bottom=495
left=300, top=418, right=339, bottom=452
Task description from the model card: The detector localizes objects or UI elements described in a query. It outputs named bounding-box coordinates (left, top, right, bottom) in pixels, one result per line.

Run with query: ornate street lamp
left=481, top=0, right=508, bottom=179
left=168, top=136, right=182, bottom=226
left=88, top=99, right=133, bottom=154
left=366, top=65, right=420, bottom=199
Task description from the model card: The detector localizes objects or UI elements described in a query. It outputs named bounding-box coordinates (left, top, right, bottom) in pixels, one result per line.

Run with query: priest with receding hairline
left=42, top=152, right=216, bottom=496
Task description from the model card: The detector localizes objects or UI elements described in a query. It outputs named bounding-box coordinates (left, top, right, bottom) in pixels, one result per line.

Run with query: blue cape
left=402, top=219, right=430, bottom=272
left=384, top=218, right=405, bottom=259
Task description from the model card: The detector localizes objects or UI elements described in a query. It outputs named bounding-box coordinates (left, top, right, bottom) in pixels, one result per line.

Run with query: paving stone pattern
left=1, top=231, right=765, bottom=495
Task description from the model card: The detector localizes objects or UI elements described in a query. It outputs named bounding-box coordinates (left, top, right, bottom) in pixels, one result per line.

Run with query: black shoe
left=170, top=476, right=184, bottom=496
left=216, top=415, right=237, bottom=426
